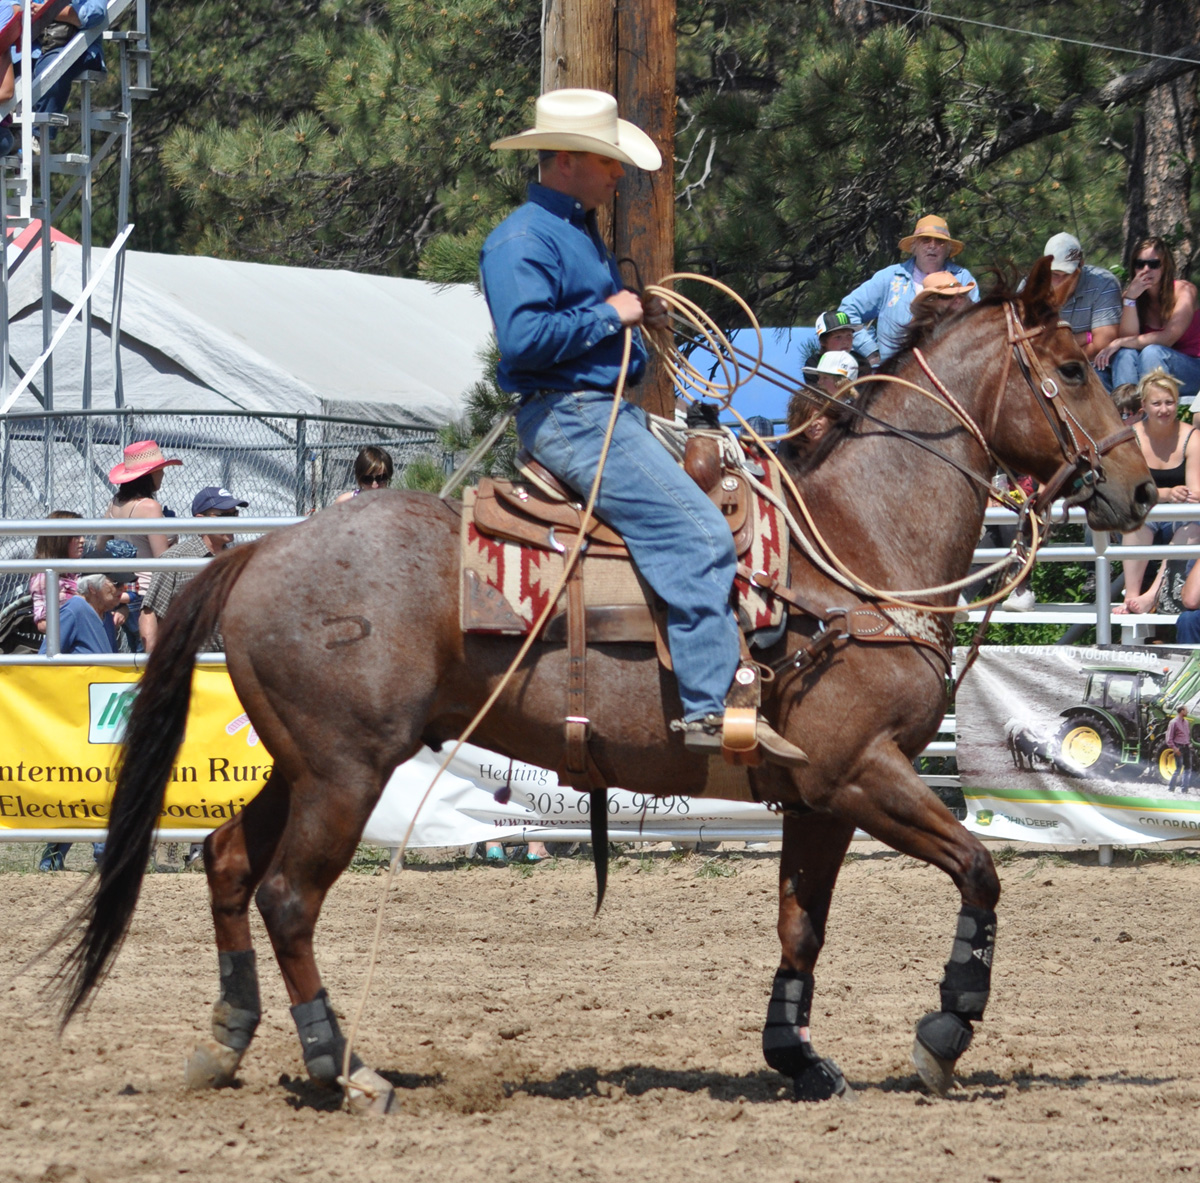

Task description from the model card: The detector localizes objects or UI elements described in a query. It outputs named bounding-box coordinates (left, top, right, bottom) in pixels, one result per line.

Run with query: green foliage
left=104, top=0, right=1179, bottom=302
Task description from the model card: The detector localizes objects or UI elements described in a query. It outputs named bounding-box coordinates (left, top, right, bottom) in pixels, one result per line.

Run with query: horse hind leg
left=185, top=768, right=290, bottom=1090
left=253, top=763, right=397, bottom=1114
left=765, top=811, right=856, bottom=1102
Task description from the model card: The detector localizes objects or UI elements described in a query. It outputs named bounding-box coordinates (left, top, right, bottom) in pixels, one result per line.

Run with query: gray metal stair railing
left=0, top=0, right=151, bottom=417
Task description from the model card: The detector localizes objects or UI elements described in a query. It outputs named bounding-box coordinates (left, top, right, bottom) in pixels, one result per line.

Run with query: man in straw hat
left=838, top=214, right=979, bottom=364
left=480, top=89, right=805, bottom=767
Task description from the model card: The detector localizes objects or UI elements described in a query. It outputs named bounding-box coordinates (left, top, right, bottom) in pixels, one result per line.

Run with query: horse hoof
left=912, top=1010, right=973, bottom=1095
left=185, top=1038, right=242, bottom=1090
left=342, top=1065, right=396, bottom=1116
left=792, top=1056, right=853, bottom=1102
left=911, top=1036, right=956, bottom=1095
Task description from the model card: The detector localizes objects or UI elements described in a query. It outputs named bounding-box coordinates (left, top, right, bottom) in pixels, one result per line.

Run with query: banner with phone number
left=0, top=666, right=782, bottom=845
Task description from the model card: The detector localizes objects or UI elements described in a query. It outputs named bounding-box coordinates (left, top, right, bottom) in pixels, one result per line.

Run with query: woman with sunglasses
left=335, top=445, right=394, bottom=503
left=1095, top=237, right=1200, bottom=397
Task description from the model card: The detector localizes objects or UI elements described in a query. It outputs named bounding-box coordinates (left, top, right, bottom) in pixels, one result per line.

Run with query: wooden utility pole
left=542, top=0, right=677, bottom=417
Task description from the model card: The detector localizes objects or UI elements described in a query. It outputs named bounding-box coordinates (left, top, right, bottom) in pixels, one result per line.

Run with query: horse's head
left=983, top=256, right=1155, bottom=533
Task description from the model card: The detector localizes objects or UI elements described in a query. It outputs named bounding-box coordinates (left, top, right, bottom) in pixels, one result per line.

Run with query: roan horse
left=55, top=258, right=1153, bottom=1106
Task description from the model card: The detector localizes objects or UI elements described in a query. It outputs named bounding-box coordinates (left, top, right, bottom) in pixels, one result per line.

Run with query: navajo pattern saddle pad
left=459, top=457, right=790, bottom=638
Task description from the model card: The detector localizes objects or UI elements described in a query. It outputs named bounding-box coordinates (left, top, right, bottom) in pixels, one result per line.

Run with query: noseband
left=997, top=303, right=1136, bottom=515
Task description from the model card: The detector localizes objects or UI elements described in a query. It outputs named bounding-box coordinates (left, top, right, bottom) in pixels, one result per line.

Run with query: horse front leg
left=840, top=741, right=1000, bottom=1095
left=185, top=768, right=289, bottom=1090
left=765, top=810, right=856, bottom=1101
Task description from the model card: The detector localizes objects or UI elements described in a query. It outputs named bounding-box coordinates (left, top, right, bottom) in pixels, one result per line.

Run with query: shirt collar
left=528, top=182, right=589, bottom=227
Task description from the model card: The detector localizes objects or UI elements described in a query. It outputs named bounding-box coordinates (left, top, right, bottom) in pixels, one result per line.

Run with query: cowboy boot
left=674, top=714, right=808, bottom=768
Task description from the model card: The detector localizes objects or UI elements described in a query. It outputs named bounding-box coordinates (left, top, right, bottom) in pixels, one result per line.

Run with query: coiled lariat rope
left=641, top=272, right=1042, bottom=612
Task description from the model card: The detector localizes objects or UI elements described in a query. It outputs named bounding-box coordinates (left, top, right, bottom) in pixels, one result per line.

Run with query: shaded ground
left=1, top=842, right=1199, bottom=1182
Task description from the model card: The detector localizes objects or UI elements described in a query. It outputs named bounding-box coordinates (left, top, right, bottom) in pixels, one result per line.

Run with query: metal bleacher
left=0, top=0, right=151, bottom=411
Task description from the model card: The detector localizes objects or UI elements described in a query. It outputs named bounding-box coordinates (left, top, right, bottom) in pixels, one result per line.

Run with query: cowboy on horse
left=480, top=88, right=806, bottom=769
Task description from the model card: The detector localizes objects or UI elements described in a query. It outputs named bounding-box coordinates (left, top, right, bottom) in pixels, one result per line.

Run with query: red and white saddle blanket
left=459, top=451, right=790, bottom=639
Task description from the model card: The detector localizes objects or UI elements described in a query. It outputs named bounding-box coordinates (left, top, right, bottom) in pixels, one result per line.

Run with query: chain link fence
left=0, top=408, right=452, bottom=598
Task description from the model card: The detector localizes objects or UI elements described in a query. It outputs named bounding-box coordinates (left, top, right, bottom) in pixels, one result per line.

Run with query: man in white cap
left=1042, top=232, right=1121, bottom=381
left=480, top=89, right=804, bottom=767
left=838, top=214, right=979, bottom=364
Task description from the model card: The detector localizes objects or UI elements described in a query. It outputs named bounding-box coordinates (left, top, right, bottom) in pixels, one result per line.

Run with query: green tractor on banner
left=1054, top=652, right=1200, bottom=781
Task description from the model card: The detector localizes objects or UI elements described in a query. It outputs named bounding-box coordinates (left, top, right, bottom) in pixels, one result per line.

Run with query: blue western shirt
left=480, top=184, right=647, bottom=396
left=839, top=258, right=980, bottom=361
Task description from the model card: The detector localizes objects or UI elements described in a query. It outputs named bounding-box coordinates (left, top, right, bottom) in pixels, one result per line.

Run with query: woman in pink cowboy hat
left=96, top=440, right=182, bottom=650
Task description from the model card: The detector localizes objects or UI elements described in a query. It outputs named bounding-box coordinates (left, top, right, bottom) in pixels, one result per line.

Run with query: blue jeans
left=1177, top=610, right=1200, bottom=643
left=515, top=390, right=740, bottom=720
left=31, top=44, right=105, bottom=130
left=1111, top=344, right=1200, bottom=398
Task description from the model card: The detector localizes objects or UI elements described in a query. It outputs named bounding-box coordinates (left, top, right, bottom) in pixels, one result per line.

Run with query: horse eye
left=1058, top=361, right=1087, bottom=385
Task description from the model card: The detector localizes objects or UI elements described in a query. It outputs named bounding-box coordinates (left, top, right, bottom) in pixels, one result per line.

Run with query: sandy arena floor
left=1, top=842, right=1198, bottom=1183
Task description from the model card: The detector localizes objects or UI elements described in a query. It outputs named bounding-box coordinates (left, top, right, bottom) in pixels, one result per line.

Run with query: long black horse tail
left=54, top=542, right=259, bottom=1026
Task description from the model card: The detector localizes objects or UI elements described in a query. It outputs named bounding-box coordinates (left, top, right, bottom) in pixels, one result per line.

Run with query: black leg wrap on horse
left=290, top=988, right=361, bottom=1085
left=915, top=1010, right=974, bottom=1062
left=762, top=969, right=847, bottom=1101
left=212, top=950, right=261, bottom=1052
left=938, top=905, right=996, bottom=1020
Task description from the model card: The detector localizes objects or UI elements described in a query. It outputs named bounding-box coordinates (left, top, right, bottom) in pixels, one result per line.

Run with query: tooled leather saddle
left=459, top=434, right=784, bottom=788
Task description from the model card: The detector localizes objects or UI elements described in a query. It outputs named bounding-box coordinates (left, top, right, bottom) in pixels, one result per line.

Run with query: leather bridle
left=995, top=302, right=1137, bottom=517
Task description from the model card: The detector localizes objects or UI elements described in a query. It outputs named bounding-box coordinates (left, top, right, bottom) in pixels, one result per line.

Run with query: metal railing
left=0, top=514, right=297, bottom=660
left=0, top=409, right=450, bottom=602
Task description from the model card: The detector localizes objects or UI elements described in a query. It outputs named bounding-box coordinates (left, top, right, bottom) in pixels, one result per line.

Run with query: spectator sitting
left=36, top=569, right=117, bottom=871
left=1113, top=369, right=1200, bottom=615
left=1113, top=382, right=1143, bottom=423
left=0, top=30, right=15, bottom=158
left=787, top=351, right=858, bottom=453
left=1173, top=559, right=1200, bottom=644
left=807, top=310, right=869, bottom=375
left=37, top=570, right=120, bottom=655
left=29, top=509, right=82, bottom=632
left=12, top=1, right=107, bottom=139
left=1095, top=237, right=1200, bottom=398
left=335, top=446, right=394, bottom=503
left=911, top=269, right=976, bottom=314
left=838, top=214, right=980, bottom=365
left=139, top=486, right=246, bottom=654
left=1042, top=233, right=1122, bottom=385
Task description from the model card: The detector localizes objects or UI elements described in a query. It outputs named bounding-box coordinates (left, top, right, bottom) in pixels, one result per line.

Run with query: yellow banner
left=0, top=666, right=268, bottom=832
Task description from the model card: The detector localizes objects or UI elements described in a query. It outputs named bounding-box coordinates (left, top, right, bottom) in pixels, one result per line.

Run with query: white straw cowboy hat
left=108, top=439, right=182, bottom=485
left=490, top=89, right=662, bottom=171
left=898, top=214, right=965, bottom=257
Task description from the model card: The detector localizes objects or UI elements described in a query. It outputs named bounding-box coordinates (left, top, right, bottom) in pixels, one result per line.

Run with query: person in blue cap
left=139, top=487, right=247, bottom=655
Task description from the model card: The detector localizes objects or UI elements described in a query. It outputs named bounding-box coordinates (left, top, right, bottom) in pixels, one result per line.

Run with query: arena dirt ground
left=1, top=840, right=1199, bottom=1183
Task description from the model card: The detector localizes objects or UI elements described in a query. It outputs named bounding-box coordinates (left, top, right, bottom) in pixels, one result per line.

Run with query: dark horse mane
left=780, top=262, right=1057, bottom=476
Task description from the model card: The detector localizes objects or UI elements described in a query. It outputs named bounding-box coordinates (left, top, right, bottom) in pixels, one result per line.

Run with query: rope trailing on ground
left=338, top=332, right=635, bottom=1110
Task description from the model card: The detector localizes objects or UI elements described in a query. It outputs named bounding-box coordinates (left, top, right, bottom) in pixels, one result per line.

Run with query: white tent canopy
left=5, top=242, right=496, bottom=429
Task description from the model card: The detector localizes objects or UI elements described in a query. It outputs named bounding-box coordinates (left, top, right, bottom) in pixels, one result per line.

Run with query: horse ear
left=1019, top=255, right=1062, bottom=327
